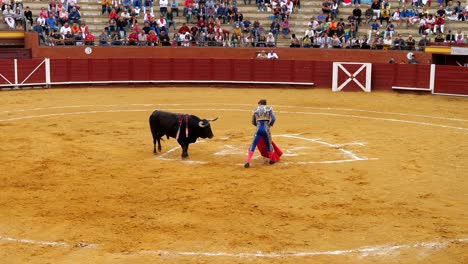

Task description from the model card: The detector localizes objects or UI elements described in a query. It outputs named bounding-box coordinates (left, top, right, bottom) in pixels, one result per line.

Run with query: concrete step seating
left=22, top=0, right=468, bottom=47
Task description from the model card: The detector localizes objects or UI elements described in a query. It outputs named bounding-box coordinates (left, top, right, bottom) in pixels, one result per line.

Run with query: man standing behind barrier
left=244, top=99, right=282, bottom=168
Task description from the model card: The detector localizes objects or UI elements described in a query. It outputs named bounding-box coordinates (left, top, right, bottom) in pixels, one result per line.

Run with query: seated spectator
left=99, top=29, right=109, bottom=45
left=371, top=0, right=380, bottom=19
left=269, top=18, right=280, bottom=38
left=243, top=17, right=252, bottom=33
left=433, top=15, right=444, bottom=33
left=364, top=4, right=373, bottom=24
left=216, top=4, right=227, bottom=24
left=434, top=30, right=445, bottom=42
left=256, top=50, right=268, bottom=59
left=303, top=35, right=312, bottom=48
left=406, top=34, right=415, bottom=50
left=133, top=0, right=142, bottom=15
left=383, top=21, right=395, bottom=38
left=60, top=22, right=72, bottom=38
left=159, top=30, right=171, bottom=45
left=267, top=50, right=279, bottom=59
left=317, top=11, right=326, bottom=24
left=444, top=29, right=455, bottom=42
left=171, top=0, right=179, bottom=16
left=143, top=9, right=154, bottom=22
left=215, top=31, right=224, bottom=46
left=455, top=29, right=464, bottom=41
left=127, top=29, right=139, bottom=45
left=230, top=33, right=240, bottom=46
left=50, top=30, right=63, bottom=45
left=74, top=30, right=84, bottom=46
left=147, top=29, right=159, bottom=45
left=122, top=0, right=132, bottom=11
left=64, top=31, right=75, bottom=45
left=84, top=30, right=95, bottom=46
left=24, top=6, right=33, bottom=29
left=266, top=32, right=276, bottom=47
left=109, top=8, right=119, bottom=21
left=111, top=29, right=123, bottom=45
left=243, top=32, right=254, bottom=47
left=178, top=22, right=190, bottom=34
left=129, top=7, right=138, bottom=27
left=408, top=7, right=420, bottom=27
left=393, top=34, right=406, bottom=50
left=68, top=6, right=81, bottom=25
left=417, top=35, right=429, bottom=50
left=345, top=26, right=357, bottom=41
left=380, top=7, right=390, bottom=24
left=159, top=0, right=168, bottom=17
left=116, top=16, right=127, bottom=36
left=335, top=24, right=345, bottom=41
left=257, top=32, right=266, bottom=47
left=13, top=7, right=25, bottom=30
left=39, top=7, right=49, bottom=19
left=331, top=33, right=342, bottom=48
left=370, top=35, right=383, bottom=49
left=281, top=18, right=290, bottom=38
left=368, top=19, right=381, bottom=39
left=408, top=54, right=419, bottom=64
left=143, top=0, right=153, bottom=14
left=232, top=24, right=242, bottom=37
left=360, top=35, right=370, bottom=49
left=166, top=9, right=176, bottom=30
left=290, top=33, right=301, bottom=47
left=3, top=5, right=16, bottom=29
left=120, top=8, right=131, bottom=26
left=383, top=35, right=392, bottom=49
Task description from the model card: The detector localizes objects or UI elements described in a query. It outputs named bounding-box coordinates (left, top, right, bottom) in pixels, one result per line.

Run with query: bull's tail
left=149, top=112, right=162, bottom=154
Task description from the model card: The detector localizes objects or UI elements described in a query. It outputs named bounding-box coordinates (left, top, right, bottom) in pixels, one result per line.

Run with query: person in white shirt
left=160, top=0, right=168, bottom=17
left=3, top=5, right=16, bottom=29
left=304, top=25, right=314, bottom=39
left=60, top=22, right=72, bottom=37
left=267, top=50, right=279, bottom=59
left=286, top=0, right=294, bottom=14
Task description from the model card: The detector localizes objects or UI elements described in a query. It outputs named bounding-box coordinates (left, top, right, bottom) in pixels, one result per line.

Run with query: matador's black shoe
left=244, top=163, right=250, bottom=168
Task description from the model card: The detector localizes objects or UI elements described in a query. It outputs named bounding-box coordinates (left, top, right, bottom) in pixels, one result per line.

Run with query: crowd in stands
left=94, top=0, right=302, bottom=46
left=2, top=0, right=467, bottom=48
left=288, top=0, right=468, bottom=49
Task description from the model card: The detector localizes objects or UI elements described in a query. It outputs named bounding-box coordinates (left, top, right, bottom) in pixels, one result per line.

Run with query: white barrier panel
left=332, top=62, right=372, bottom=92
left=0, top=58, right=50, bottom=89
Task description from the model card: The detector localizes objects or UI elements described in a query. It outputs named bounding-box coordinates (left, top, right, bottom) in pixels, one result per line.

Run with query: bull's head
left=198, top=117, right=218, bottom=138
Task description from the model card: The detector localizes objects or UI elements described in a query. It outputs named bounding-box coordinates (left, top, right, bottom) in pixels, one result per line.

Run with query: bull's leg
left=179, top=143, right=189, bottom=159
left=157, top=138, right=162, bottom=152
left=153, top=138, right=157, bottom=154
left=181, top=146, right=189, bottom=158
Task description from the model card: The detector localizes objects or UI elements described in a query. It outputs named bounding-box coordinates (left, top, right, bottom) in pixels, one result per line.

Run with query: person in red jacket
left=178, top=22, right=190, bottom=34
left=128, top=29, right=139, bottom=45
left=146, top=30, right=159, bottom=45
left=84, top=30, right=95, bottom=45
left=183, top=0, right=194, bottom=17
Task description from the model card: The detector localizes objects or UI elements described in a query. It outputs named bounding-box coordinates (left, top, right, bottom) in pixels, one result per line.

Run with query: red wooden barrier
left=1, top=58, right=467, bottom=96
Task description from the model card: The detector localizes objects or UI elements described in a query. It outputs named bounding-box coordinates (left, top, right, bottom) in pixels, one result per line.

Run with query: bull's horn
left=198, top=121, right=209, bottom=128
left=207, top=117, right=218, bottom=122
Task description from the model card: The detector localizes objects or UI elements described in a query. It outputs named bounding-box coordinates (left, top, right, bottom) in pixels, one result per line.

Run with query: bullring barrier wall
left=0, top=58, right=467, bottom=96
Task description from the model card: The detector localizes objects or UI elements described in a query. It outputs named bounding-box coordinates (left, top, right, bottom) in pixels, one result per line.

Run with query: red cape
left=257, top=138, right=283, bottom=162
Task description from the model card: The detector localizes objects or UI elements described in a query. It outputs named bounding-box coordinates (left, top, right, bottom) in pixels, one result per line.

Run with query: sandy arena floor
left=0, top=87, right=467, bottom=264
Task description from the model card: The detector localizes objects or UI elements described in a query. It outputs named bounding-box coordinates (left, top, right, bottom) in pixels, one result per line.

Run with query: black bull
left=149, top=110, right=218, bottom=158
